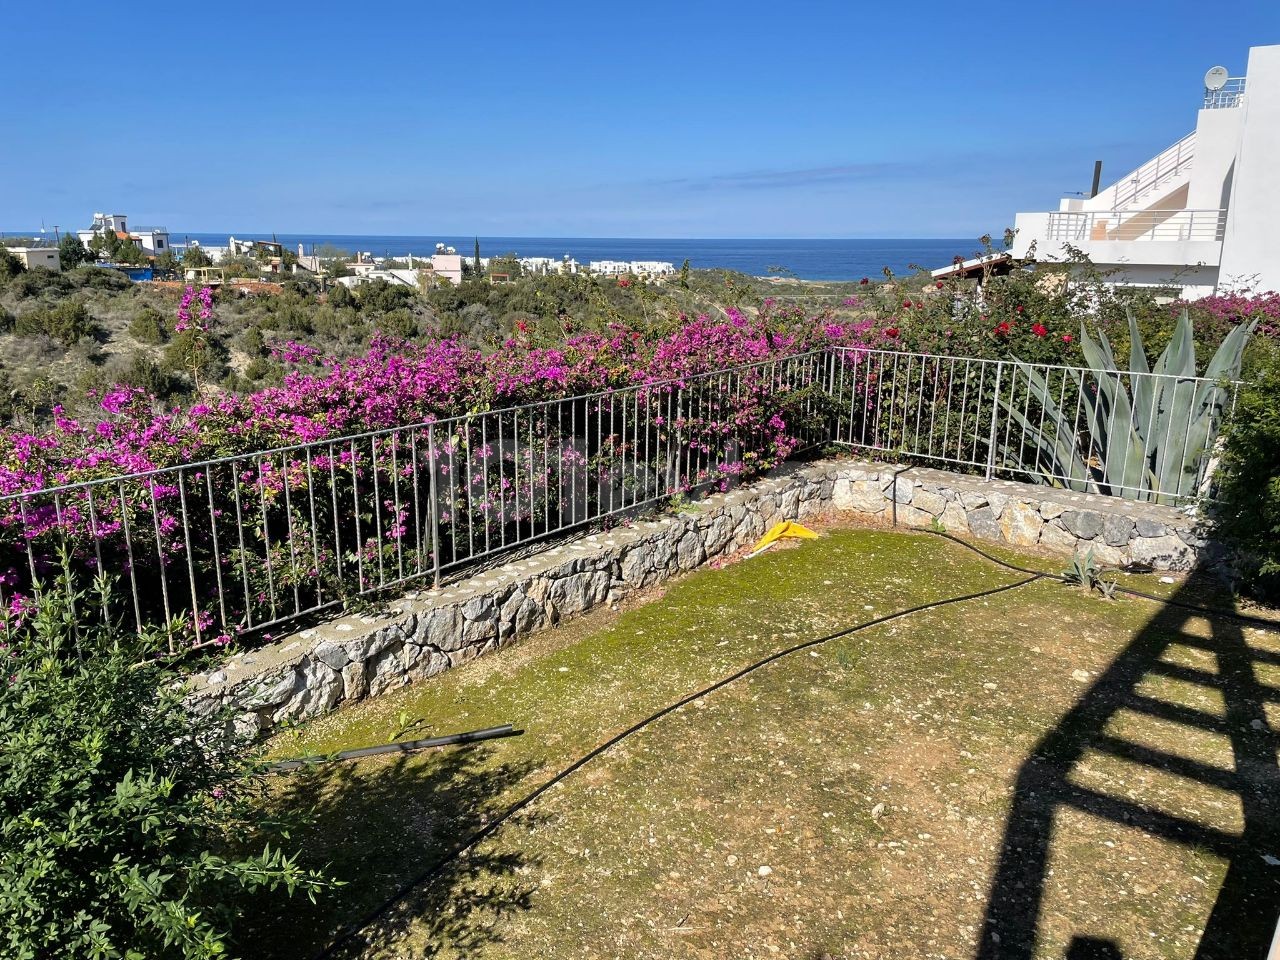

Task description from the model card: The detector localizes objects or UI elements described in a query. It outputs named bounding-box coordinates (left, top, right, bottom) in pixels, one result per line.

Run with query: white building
left=1009, top=44, right=1280, bottom=298
left=5, top=246, right=61, bottom=271
left=588, top=259, right=675, bottom=277
left=76, top=212, right=170, bottom=257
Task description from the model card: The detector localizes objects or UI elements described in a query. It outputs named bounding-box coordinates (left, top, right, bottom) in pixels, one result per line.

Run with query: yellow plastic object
left=749, top=521, right=819, bottom=556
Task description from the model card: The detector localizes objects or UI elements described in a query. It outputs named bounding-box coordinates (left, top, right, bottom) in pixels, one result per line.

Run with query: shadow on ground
left=978, top=578, right=1280, bottom=959
left=231, top=743, right=540, bottom=960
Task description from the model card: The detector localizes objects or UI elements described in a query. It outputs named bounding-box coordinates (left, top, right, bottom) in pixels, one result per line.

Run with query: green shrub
left=7, top=267, right=72, bottom=300
left=0, top=565, right=333, bottom=958
left=240, top=325, right=266, bottom=357
left=0, top=248, right=25, bottom=283
left=13, top=300, right=96, bottom=346
left=69, top=265, right=133, bottom=292
left=376, top=307, right=418, bottom=339
left=129, top=305, right=170, bottom=344
left=119, top=355, right=181, bottom=399
left=1216, top=341, right=1280, bottom=603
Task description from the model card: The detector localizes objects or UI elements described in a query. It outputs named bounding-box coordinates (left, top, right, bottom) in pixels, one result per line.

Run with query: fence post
left=427, top=422, right=441, bottom=589
left=985, top=362, right=1005, bottom=481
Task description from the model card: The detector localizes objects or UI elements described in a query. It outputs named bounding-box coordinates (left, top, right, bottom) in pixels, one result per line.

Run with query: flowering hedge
left=0, top=296, right=875, bottom=648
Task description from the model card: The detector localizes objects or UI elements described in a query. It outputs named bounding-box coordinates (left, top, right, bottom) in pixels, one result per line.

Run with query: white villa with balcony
left=1009, top=43, right=1280, bottom=298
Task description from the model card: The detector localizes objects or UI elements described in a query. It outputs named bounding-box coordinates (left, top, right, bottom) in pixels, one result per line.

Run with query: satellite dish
left=1204, top=66, right=1229, bottom=91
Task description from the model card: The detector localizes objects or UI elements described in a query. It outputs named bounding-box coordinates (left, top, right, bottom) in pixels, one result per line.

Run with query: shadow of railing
left=977, top=579, right=1280, bottom=959
left=231, top=744, right=541, bottom=959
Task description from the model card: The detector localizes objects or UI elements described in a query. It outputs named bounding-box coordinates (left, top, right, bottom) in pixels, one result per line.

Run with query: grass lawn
left=239, top=525, right=1280, bottom=960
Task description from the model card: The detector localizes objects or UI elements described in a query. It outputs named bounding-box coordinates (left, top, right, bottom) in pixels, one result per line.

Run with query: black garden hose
left=921, top=529, right=1280, bottom=633
left=268, top=724, right=521, bottom=773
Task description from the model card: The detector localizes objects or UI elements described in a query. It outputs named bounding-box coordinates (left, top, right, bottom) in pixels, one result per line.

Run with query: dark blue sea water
left=172, top=235, right=979, bottom=281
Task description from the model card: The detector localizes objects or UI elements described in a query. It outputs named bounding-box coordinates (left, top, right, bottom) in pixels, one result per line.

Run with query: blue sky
left=3, top=2, right=1277, bottom=238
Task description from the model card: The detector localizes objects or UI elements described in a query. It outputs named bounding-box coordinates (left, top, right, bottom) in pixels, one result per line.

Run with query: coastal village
left=2, top=215, right=677, bottom=290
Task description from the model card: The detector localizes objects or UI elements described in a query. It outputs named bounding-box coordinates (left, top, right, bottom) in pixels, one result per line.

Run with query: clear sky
left=3, top=1, right=1278, bottom=238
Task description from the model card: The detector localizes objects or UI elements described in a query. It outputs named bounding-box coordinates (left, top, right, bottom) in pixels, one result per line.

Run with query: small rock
left=726, top=855, right=738, bottom=866
left=207, top=670, right=227, bottom=685
left=757, top=865, right=772, bottom=877
left=1252, top=719, right=1265, bottom=731
left=871, top=803, right=886, bottom=820
left=1159, top=576, right=1176, bottom=584
left=1263, top=854, right=1280, bottom=867
left=982, top=682, right=998, bottom=691
left=1071, top=669, right=1091, bottom=683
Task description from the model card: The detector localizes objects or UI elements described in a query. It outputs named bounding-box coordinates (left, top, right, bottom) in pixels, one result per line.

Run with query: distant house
left=588, top=259, right=675, bottom=277
left=423, top=253, right=463, bottom=285
left=5, top=246, right=61, bottom=271
left=76, top=212, right=170, bottom=256
left=1008, top=43, right=1280, bottom=297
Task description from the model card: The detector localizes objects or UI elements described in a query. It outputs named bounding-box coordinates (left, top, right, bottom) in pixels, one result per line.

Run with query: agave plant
left=998, top=309, right=1253, bottom=504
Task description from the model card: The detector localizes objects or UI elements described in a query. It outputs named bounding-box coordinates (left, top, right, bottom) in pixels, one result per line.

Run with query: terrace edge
left=189, top=459, right=1220, bottom=738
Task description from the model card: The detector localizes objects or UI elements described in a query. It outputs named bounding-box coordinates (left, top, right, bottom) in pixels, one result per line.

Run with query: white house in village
left=76, top=212, right=171, bottom=257
left=588, top=259, right=675, bottom=277
left=1007, top=44, right=1280, bottom=297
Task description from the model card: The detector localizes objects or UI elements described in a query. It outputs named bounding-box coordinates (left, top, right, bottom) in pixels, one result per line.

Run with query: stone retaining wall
left=191, top=460, right=1214, bottom=736
left=831, top=463, right=1214, bottom=570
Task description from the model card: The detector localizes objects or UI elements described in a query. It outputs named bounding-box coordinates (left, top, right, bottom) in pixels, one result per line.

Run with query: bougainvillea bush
left=0, top=294, right=876, bottom=649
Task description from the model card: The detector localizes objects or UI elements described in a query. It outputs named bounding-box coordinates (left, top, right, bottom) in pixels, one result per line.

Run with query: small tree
left=0, top=246, right=25, bottom=283
left=58, top=232, right=90, bottom=270
left=183, top=246, right=213, bottom=269
left=0, top=563, right=334, bottom=959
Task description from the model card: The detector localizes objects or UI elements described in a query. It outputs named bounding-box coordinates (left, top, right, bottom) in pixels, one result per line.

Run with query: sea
left=171, top=235, right=979, bottom=282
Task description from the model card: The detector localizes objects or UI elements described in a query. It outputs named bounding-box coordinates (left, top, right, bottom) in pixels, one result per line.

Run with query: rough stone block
left=1103, top=515, right=1136, bottom=547
left=967, top=506, right=1002, bottom=541
left=999, top=501, right=1044, bottom=546
left=913, top=489, right=948, bottom=516
left=1060, top=510, right=1104, bottom=540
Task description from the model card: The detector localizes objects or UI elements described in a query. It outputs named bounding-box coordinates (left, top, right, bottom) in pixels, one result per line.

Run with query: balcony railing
left=1106, top=131, right=1196, bottom=210
left=1204, top=78, right=1246, bottom=110
left=1046, top=209, right=1227, bottom=243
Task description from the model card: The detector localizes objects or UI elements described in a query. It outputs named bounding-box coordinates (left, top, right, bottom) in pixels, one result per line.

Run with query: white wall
left=1219, top=44, right=1280, bottom=293
left=9, top=247, right=61, bottom=271
left=1186, top=107, right=1244, bottom=210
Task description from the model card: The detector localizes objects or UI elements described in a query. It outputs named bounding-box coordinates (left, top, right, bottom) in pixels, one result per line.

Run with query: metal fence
left=828, top=347, right=1238, bottom=505
left=0, top=352, right=832, bottom=651
left=0, top=346, right=1241, bottom=650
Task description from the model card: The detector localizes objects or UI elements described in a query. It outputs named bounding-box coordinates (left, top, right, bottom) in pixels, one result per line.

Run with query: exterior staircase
left=1089, top=131, right=1197, bottom=212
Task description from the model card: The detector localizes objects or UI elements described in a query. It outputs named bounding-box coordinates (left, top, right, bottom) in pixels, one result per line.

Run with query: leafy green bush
left=6, top=266, right=72, bottom=300
left=129, top=305, right=170, bottom=344
left=0, top=248, right=25, bottom=283
left=69, top=265, right=134, bottom=292
left=1216, top=340, right=1280, bottom=603
left=13, top=300, right=96, bottom=346
left=0, top=565, right=333, bottom=958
